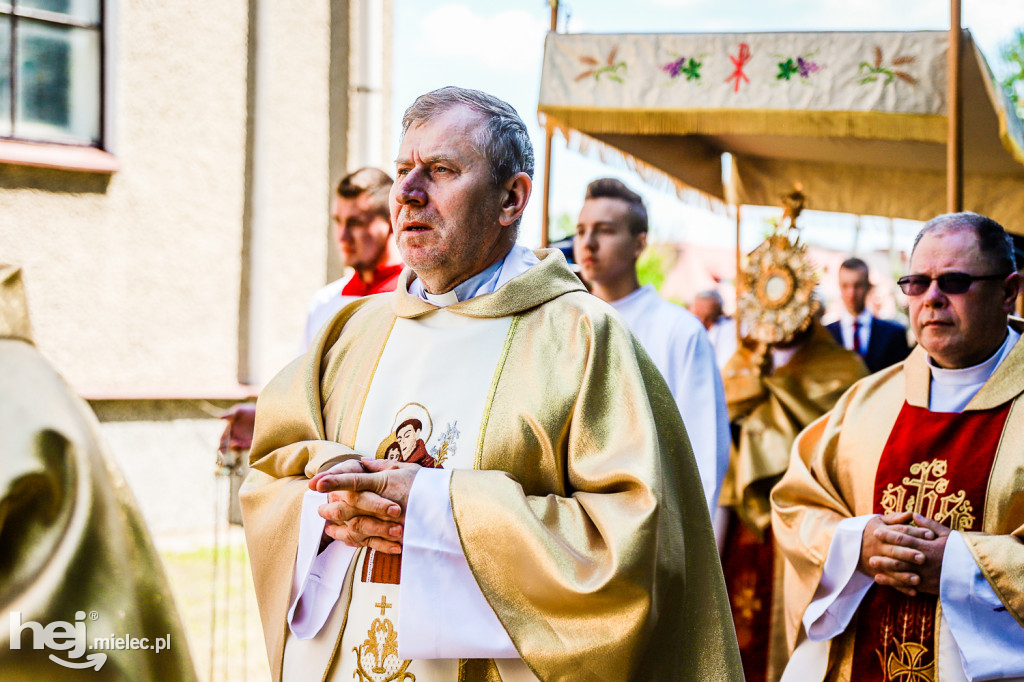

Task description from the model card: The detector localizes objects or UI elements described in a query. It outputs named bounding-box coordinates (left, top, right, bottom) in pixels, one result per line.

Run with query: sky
left=391, top=0, right=1024, bottom=255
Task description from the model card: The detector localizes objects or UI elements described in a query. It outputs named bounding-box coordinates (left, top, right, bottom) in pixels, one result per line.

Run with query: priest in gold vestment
left=773, top=213, right=1024, bottom=681
left=720, top=319, right=866, bottom=682
left=0, top=265, right=196, bottom=681
left=241, top=88, right=742, bottom=682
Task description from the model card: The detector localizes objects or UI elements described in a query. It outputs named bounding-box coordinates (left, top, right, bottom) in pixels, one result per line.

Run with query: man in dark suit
left=826, top=257, right=911, bottom=373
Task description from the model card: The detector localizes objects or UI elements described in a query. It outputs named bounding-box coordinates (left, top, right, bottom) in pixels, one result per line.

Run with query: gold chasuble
left=772, top=335, right=1024, bottom=681
left=0, top=266, right=197, bottom=681
left=241, top=250, right=743, bottom=682
left=719, top=323, right=867, bottom=682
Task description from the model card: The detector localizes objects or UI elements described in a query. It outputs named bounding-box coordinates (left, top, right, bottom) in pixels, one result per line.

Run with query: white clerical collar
left=930, top=327, right=1018, bottom=386
left=409, top=244, right=540, bottom=307
left=928, top=327, right=1019, bottom=411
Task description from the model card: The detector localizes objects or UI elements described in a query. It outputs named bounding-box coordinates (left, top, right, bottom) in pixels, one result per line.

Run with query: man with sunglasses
left=772, top=212, right=1024, bottom=681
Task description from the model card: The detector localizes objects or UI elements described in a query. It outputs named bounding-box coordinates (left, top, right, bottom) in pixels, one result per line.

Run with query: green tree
left=549, top=212, right=576, bottom=243
left=1000, top=29, right=1024, bottom=116
left=637, top=246, right=670, bottom=291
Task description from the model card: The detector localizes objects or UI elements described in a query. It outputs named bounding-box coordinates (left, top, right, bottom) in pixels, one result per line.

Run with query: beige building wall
left=0, top=0, right=393, bottom=543
left=242, top=0, right=333, bottom=386
left=3, top=2, right=251, bottom=393
left=1, top=0, right=393, bottom=396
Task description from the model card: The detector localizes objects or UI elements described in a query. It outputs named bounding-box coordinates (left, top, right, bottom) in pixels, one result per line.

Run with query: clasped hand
left=858, top=511, right=951, bottom=596
left=310, top=458, right=421, bottom=554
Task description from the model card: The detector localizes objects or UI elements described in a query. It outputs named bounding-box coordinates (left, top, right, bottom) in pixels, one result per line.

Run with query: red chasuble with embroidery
left=851, top=401, right=1011, bottom=680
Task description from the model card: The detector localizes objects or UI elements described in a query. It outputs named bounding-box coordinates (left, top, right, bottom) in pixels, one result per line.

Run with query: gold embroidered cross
left=886, top=640, right=933, bottom=682
left=881, top=459, right=975, bottom=531
left=375, top=596, right=393, bottom=616
left=902, top=460, right=948, bottom=518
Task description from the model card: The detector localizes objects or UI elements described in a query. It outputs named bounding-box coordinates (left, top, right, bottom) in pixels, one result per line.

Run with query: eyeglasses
left=896, top=272, right=1009, bottom=296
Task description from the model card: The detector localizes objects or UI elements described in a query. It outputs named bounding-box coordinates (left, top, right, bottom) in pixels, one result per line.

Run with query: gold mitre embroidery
left=880, top=458, right=976, bottom=531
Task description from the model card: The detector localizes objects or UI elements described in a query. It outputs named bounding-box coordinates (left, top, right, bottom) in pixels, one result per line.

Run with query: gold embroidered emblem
left=884, top=641, right=934, bottom=682
left=874, top=591, right=935, bottom=680
left=731, top=574, right=762, bottom=624
left=879, top=459, right=975, bottom=531
left=352, top=595, right=414, bottom=682
left=729, top=572, right=762, bottom=648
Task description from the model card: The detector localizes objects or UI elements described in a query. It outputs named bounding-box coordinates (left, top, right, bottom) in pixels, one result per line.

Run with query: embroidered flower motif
left=662, top=55, right=702, bottom=81
left=777, top=58, right=798, bottom=81
left=682, top=59, right=702, bottom=80
left=797, top=56, right=820, bottom=78
left=775, top=54, right=823, bottom=82
left=858, top=46, right=916, bottom=85
left=429, top=421, right=460, bottom=468
left=576, top=48, right=627, bottom=83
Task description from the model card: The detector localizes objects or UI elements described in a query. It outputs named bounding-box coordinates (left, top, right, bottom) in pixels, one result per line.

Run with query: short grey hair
left=400, top=86, right=535, bottom=187
left=913, top=212, right=1017, bottom=274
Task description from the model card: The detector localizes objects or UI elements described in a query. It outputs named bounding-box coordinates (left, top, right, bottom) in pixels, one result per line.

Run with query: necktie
left=852, top=320, right=862, bottom=355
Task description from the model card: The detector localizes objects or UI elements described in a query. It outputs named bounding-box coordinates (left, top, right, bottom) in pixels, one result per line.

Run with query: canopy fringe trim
left=538, top=106, right=946, bottom=144
left=544, top=117, right=731, bottom=215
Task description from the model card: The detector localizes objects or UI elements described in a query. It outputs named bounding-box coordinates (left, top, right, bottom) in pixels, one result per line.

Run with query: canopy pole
left=947, top=0, right=963, bottom=212
left=734, top=204, right=742, bottom=344
left=540, top=1, right=559, bottom=248
left=541, top=120, right=554, bottom=248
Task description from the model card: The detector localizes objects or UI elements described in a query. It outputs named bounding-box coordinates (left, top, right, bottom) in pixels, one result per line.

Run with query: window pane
left=0, top=17, right=10, bottom=136
left=15, top=19, right=100, bottom=144
left=17, top=0, right=100, bottom=24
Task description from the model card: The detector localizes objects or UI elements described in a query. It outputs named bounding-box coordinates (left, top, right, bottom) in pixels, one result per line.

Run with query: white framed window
left=0, top=0, right=104, bottom=148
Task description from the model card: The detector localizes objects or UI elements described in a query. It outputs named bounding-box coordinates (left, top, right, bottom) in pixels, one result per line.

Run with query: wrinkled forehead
left=399, top=105, right=488, bottom=154
left=910, top=226, right=984, bottom=272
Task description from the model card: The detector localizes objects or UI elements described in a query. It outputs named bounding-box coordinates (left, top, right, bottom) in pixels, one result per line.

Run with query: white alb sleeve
left=803, top=515, right=877, bottom=640
left=287, top=489, right=358, bottom=639
left=398, top=467, right=519, bottom=660
left=672, top=328, right=730, bottom=514
left=939, top=531, right=1024, bottom=680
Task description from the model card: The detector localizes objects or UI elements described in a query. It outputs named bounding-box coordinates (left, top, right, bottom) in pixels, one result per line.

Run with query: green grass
left=160, top=531, right=270, bottom=681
